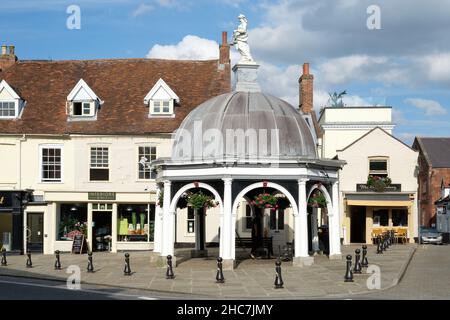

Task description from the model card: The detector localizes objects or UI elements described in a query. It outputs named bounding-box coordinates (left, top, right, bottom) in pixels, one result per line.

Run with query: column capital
left=297, top=178, right=308, bottom=186
left=163, top=179, right=172, bottom=186
left=222, top=177, right=233, bottom=185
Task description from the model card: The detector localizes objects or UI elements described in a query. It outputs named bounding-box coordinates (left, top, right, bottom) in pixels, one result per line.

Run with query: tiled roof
left=414, top=137, right=450, bottom=168
left=0, top=58, right=230, bottom=135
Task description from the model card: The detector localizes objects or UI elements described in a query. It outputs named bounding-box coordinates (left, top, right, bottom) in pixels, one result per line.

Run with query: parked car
left=420, top=227, right=443, bottom=244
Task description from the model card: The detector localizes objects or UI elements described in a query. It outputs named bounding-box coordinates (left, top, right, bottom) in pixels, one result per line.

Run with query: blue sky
left=1, top=0, right=450, bottom=145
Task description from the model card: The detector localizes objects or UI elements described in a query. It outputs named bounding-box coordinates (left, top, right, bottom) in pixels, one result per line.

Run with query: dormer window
left=144, top=78, right=179, bottom=117
left=151, top=100, right=172, bottom=115
left=0, top=80, right=24, bottom=119
left=66, top=79, right=102, bottom=120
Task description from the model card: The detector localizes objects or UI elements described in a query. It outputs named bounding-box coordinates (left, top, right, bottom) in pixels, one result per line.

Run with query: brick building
left=413, top=137, right=450, bottom=227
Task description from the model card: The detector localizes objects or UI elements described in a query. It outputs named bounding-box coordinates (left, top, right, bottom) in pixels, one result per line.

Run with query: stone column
left=111, top=203, right=118, bottom=253
left=87, top=203, right=93, bottom=252
left=161, top=180, right=175, bottom=258
left=153, top=184, right=163, bottom=253
left=221, top=177, right=235, bottom=269
left=329, top=181, right=342, bottom=259
left=293, top=178, right=314, bottom=266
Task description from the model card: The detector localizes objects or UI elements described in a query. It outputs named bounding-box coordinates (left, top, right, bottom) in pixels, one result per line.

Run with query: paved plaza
left=0, top=244, right=415, bottom=299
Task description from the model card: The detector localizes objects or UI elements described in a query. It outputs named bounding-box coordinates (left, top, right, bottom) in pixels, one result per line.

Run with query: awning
left=345, top=193, right=412, bottom=207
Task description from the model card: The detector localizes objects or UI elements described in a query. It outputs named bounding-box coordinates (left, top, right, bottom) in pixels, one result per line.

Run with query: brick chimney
left=218, top=31, right=231, bottom=92
left=0, top=45, right=17, bottom=72
left=299, top=62, right=314, bottom=114
left=219, top=31, right=230, bottom=65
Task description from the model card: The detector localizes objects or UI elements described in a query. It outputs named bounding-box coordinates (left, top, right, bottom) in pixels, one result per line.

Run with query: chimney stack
left=218, top=31, right=231, bottom=92
left=219, top=31, right=230, bottom=65
left=0, top=44, right=17, bottom=72
left=299, top=62, right=314, bottom=114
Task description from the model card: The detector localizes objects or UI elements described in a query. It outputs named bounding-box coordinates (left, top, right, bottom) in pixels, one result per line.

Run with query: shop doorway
left=27, top=213, right=44, bottom=252
left=350, top=206, right=366, bottom=243
left=267, top=208, right=287, bottom=255
left=92, top=211, right=112, bottom=252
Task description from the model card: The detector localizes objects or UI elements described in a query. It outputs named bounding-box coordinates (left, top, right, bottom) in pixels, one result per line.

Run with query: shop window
left=369, top=158, right=388, bottom=178
left=57, top=204, right=88, bottom=241
left=90, top=147, right=109, bottom=181
left=243, top=204, right=252, bottom=231
left=0, top=213, right=13, bottom=251
left=40, top=146, right=63, bottom=182
left=392, top=209, right=408, bottom=226
left=373, top=209, right=389, bottom=227
left=138, top=146, right=157, bottom=180
left=187, top=207, right=195, bottom=234
left=269, top=210, right=285, bottom=231
left=117, top=204, right=154, bottom=242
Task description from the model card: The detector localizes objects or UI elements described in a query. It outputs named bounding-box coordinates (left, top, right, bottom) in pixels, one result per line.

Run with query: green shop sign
left=88, top=192, right=116, bottom=201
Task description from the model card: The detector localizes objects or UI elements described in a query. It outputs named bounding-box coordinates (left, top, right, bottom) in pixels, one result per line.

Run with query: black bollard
left=376, top=236, right=383, bottom=254
left=124, top=253, right=132, bottom=276
left=274, top=259, right=284, bottom=289
left=87, top=252, right=94, bottom=273
left=353, top=249, right=362, bottom=274
left=344, top=254, right=353, bottom=282
left=54, top=250, right=61, bottom=270
left=1, top=248, right=7, bottom=266
left=26, top=250, right=32, bottom=268
left=216, top=257, right=225, bottom=283
left=361, top=245, right=369, bottom=268
left=166, top=255, right=175, bottom=279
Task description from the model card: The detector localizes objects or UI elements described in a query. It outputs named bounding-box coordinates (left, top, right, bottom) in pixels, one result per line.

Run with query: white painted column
left=194, top=208, right=200, bottom=250
left=294, top=178, right=314, bottom=266
left=87, top=203, right=93, bottom=252
left=329, top=181, right=342, bottom=258
left=161, top=180, right=174, bottom=257
left=153, top=184, right=163, bottom=253
left=111, top=203, right=118, bottom=253
left=221, top=177, right=234, bottom=268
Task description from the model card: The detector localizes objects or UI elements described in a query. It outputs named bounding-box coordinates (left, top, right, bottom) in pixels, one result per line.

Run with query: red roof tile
left=0, top=58, right=231, bottom=135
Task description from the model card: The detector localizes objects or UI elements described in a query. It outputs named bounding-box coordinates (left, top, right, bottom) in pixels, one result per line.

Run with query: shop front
left=343, top=192, right=416, bottom=244
left=45, top=191, right=156, bottom=254
left=0, top=191, right=26, bottom=253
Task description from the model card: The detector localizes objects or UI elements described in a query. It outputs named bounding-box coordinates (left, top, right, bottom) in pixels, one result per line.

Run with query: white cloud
left=316, top=55, right=388, bottom=85
left=131, top=3, right=153, bottom=17
left=146, top=35, right=220, bottom=60
left=420, top=53, right=450, bottom=83
left=405, top=98, right=447, bottom=116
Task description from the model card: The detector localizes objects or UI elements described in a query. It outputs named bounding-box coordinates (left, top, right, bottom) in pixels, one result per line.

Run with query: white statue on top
left=232, top=14, right=255, bottom=64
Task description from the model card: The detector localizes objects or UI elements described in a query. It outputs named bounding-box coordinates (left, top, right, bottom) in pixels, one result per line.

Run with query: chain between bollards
left=54, top=250, right=61, bottom=270
left=1, top=248, right=7, bottom=266
left=274, top=259, right=284, bottom=289
left=87, top=252, right=94, bottom=273
left=26, top=250, right=32, bottom=268
left=216, top=257, right=225, bottom=283
left=124, top=253, right=132, bottom=276
left=166, top=255, right=175, bottom=279
left=344, top=254, right=353, bottom=282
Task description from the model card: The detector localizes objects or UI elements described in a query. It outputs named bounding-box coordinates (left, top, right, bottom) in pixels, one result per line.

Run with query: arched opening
left=307, top=184, right=333, bottom=256
left=233, top=182, right=298, bottom=261
left=169, top=183, right=223, bottom=258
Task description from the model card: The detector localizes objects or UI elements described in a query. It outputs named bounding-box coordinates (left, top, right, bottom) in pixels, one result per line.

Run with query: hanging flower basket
left=186, top=191, right=218, bottom=210
left=308, top=191, right=327, bottom=208
left=251, top=193, right=279, bottom=210
left=367, top=175, right=392, bottom=192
